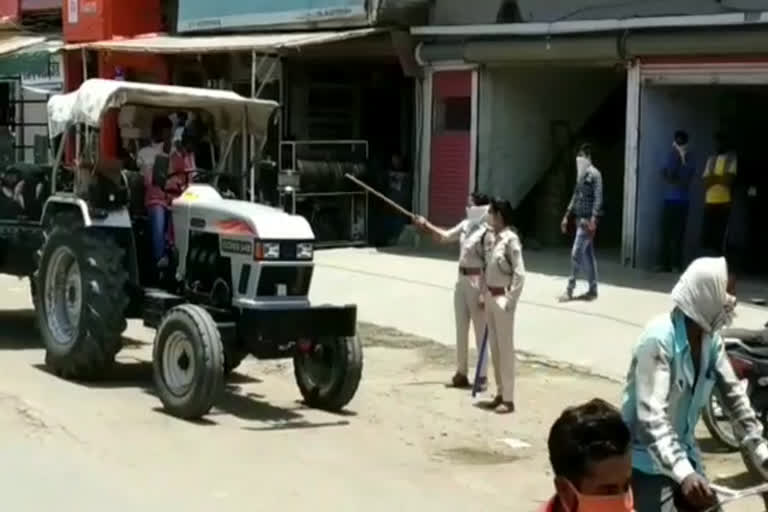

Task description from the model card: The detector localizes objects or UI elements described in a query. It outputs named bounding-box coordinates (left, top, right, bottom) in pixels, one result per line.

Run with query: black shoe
left=557, top=292, right=573, bottom=303
left=450, top=373, right=471, bottom=389
left=577, top=291, right=598, bottom=302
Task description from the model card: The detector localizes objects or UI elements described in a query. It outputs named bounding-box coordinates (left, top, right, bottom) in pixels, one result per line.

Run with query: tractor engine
left=184, top=231, right=233, bottom=309
left=171, top=184, right=316, bottom=308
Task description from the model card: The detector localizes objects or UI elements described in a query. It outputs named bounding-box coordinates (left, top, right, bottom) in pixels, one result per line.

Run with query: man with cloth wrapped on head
left=414, top=193, right=490, bottom=391
left=621, top=257, right=768, bottom=511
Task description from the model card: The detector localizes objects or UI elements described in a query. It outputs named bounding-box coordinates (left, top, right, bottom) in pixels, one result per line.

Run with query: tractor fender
left=40, top=195, right=140, bottom=290
left=41, top=195, right=134, bottom=229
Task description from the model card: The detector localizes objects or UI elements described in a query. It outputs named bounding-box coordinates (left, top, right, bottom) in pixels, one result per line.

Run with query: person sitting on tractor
left=140, top=115, right=173, bottom=267
left=166, top=127, right=197, bottom=202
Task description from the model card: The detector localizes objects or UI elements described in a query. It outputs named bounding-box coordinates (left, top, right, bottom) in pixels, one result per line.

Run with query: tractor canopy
left=47, top=78, right=279, bottom=139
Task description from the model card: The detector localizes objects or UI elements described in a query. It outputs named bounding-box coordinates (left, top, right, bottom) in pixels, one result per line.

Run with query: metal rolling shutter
left=429, top=70, right=472, bottom=226
left=640, top=60, right=768, bottom=85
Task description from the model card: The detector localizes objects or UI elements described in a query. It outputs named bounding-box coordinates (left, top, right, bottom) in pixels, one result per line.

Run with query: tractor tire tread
left=295, top=335, right=363, bottom=412
left=37, top=213, right=128, bottom=380
left=153, top=304, right=225, bottom=420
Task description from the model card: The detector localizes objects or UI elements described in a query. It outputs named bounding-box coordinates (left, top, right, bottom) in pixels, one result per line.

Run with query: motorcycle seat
left=726, top=339, right=768, bottom=360
left=722, top=328, right=768, bottom=345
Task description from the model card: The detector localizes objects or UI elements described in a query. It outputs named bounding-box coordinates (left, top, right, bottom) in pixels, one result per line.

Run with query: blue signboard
left=178, top=0, right=369, bottom=33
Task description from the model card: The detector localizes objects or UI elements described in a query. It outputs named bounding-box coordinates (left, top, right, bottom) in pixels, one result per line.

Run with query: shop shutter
left=429, top=70, right=472, bottom=227
left=640, top=60, right=768, bottom=85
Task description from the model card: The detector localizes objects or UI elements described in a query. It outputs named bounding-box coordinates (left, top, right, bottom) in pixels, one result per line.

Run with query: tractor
left=28, top=78, right=362, bottom=419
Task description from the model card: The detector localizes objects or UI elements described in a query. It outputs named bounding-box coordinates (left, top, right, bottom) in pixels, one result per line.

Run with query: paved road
left=0, top=279, right=627, bottom=512
left=0, top=255, right=763, bottom=511
left=311, top=247, right=768, bottom=380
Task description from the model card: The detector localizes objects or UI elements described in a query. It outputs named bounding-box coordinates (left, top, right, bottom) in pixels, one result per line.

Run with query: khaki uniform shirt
left=443, top=220, right=487, bottom=269
left=477, top=227, right=525, bottom=299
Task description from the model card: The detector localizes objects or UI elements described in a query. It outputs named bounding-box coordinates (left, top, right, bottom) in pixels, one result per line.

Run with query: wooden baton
left=344, top=173, right=416, bottom=220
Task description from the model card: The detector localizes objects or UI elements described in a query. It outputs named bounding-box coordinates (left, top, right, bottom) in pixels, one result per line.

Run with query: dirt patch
left=433, top=446, right=526, bottom=466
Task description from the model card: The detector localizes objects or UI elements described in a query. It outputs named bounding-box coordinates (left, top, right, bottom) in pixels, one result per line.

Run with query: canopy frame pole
left=249, top=49, right=257, bottom=203
left=256, top=57, right=278, bottom=98
left=80, top=47, right=89, bottom=164
left=247, top=52, right=270, bottom=202
left=51, top=128, right=67, bottom=193
left=278, top=56, right=284, bottom=172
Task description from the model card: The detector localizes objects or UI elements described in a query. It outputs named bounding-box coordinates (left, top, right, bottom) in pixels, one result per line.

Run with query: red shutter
left=429, top=70, right=472, bottom=226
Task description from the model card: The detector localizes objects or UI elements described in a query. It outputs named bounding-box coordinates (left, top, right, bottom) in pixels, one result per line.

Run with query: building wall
left=476, top=66, right=621, bottom=208
left=430, top=0, right=760, bottom=25
left=0, top=0, right=18, bottom=19
left=430, top=0, right=503, bottom=25
left=516, top=0, right=759, bottom=22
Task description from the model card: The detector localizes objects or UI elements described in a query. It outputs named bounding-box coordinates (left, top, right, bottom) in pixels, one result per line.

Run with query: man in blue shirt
left=661, top=130, right=695, bottom=273
left=621, top=257, right=768, bottom=511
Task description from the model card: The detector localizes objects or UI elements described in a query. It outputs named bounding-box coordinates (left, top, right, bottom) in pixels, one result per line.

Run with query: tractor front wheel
left=293, top=335, right=363, bottom=412
left=153, top=304, right=225, bottom=420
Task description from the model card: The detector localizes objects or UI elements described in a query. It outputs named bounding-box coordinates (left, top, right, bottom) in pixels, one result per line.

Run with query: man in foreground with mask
left=621, top=257, right=768, bottom=511
left=414, top=193, right=490, bottom=390
left=543, top=398, right=634, bottom=512
left=559, top=143, right=603, bottom=302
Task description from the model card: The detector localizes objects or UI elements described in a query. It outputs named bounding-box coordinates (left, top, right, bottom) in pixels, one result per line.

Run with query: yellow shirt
left=704, top=153, right=737, bottom=204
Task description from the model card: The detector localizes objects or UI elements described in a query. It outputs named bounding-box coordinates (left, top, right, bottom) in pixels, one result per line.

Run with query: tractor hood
left=173, top=184, right=314, bottom=240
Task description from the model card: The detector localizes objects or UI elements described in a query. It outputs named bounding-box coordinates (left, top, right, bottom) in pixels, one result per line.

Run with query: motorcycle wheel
left=702, top=390, right=740, bottom=452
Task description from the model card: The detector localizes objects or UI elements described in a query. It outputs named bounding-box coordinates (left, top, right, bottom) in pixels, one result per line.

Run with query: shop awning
left=0, top=34, right=61, bottom=77
left=0, top=33, right=48, bottom=56
left=64, top=27, right=385, bottom=55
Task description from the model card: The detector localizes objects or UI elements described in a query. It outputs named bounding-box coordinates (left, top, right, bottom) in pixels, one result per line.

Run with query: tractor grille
left=257, top=266, right=313, bottom=297
left=280, top=241, right=297, bottom=260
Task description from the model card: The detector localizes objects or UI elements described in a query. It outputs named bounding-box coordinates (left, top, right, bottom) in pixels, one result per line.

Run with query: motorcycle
left=702, top=326, right=768, bottom=480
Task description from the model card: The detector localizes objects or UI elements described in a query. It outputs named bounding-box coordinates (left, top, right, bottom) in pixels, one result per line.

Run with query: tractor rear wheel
left=294, top=335, right=363, bottom=412
left=153, top=304, right=225, bottom=420
left=36, top=219, right=129, bottom=380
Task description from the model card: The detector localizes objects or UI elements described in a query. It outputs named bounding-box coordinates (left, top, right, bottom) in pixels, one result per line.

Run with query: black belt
left=459, top=267, right=482, bottom=276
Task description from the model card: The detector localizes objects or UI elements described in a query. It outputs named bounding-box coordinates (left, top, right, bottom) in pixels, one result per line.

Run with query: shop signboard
left=177, top=0, right=368, bottom=33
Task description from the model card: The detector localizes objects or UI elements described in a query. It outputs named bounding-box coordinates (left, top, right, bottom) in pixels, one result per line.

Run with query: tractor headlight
left=297, top=242, right=313, bottom=260
left=255, top=242, right=280, bottom=260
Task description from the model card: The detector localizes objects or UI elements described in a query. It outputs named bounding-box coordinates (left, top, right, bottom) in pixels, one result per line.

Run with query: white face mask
left=466, top=205, right=488, bottom=227
left=576, top=156, right=591, bottom=179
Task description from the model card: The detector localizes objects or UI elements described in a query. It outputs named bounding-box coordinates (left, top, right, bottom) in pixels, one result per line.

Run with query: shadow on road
left=0, top=308, right=39, bottom=349
left=32, top=359, right=353, bottom=430
left=0, top=308, right=146, bottom=350
left=698, top=436, right=738, bottom=455
left=713, top=469, right=763, bottom=489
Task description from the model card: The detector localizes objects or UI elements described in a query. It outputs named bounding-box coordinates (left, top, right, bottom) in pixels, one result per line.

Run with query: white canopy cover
left=47, top=78, right=278, bottom=138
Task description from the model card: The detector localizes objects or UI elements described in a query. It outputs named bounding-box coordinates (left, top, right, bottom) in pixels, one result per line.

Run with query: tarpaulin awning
left=63, top=27, right=385, bottom=54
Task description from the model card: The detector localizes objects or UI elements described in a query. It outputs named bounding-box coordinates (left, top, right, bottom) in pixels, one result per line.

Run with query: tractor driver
left=140, top=116, right=173, bottom=268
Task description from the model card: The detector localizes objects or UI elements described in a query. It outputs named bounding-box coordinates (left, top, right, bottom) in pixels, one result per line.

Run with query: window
left=433, top=96, right=471, bottom=133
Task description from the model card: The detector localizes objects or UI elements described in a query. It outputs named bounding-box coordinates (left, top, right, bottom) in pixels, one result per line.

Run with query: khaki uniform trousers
left=485, top=291, right=518, bottom=401
left=454, top=275, right=488, bottom=378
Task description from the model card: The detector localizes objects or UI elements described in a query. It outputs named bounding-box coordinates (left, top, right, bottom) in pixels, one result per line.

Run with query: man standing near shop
left=701, top=132, right=737, bottom=257
left=559, top=143, right=603, bottom=302
left=660, top=130, right=695, bottom=273
left=414, top=193, right=490, bottom=390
